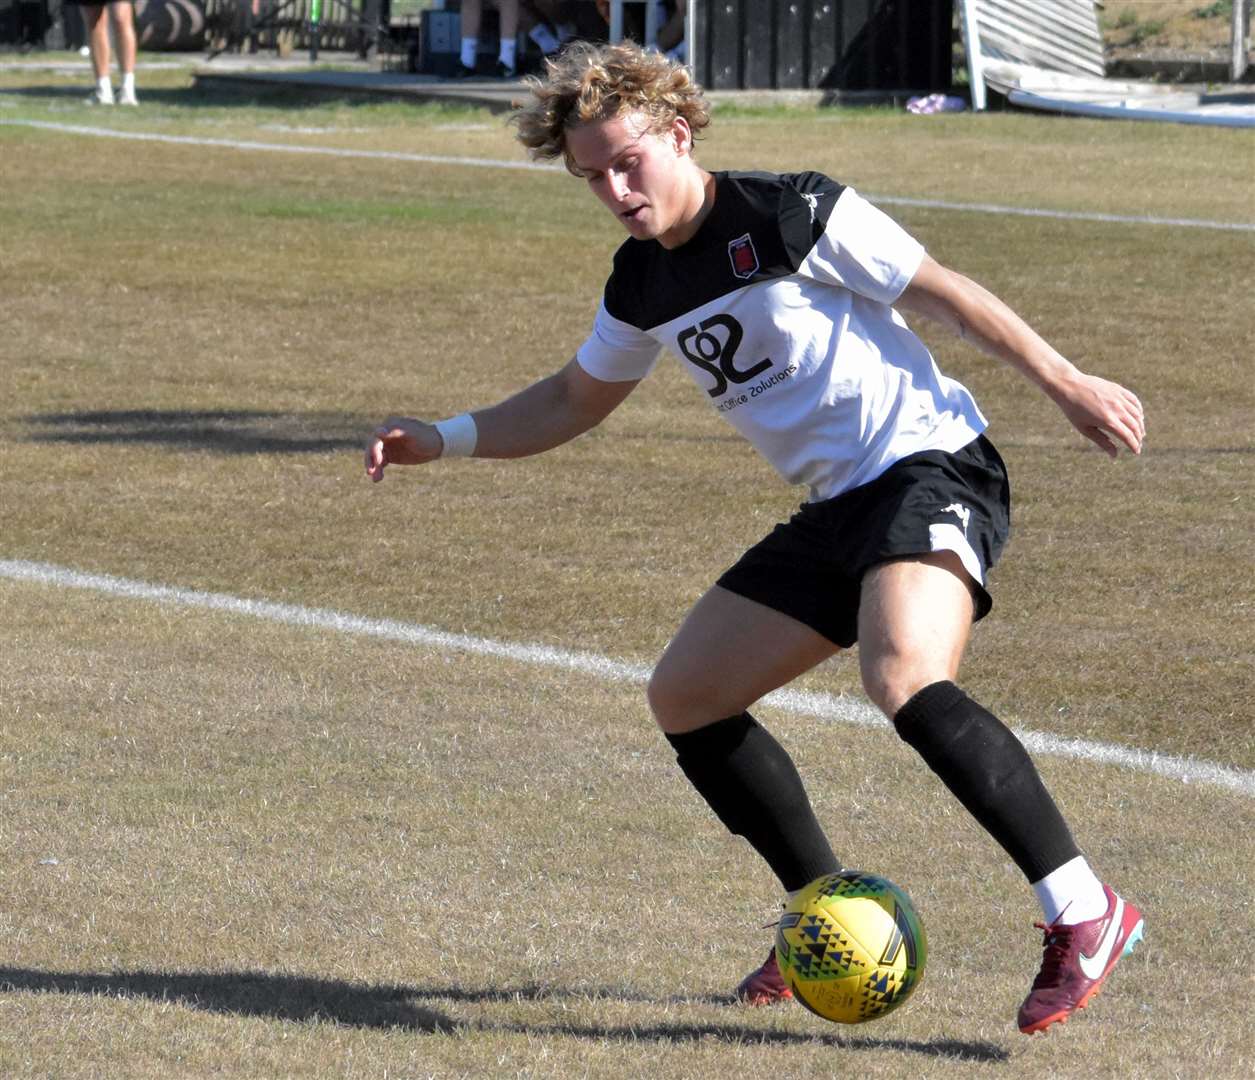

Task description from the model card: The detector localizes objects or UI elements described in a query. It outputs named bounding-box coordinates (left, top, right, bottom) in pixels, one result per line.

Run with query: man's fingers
left=366, top=417, right=431, bottom=479
left=379, top=417, right=412, bottom=436
left=1117, top=415, right=1144, bottom=454
left=1086, top=426, right=1119, bottom=459
left=1108, top=400, right=1145, bottom=454
left=1110, top=427, right=1139, bottom=455
left=1118, top=391, right=1146, bottom=442
left=365, top=433, right=393, bottom=480
left=1075, top=378, right=1145, bottom=458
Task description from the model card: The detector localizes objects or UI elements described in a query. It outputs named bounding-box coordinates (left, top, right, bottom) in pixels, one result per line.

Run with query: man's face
left=566, top=110, right=697, bottom=248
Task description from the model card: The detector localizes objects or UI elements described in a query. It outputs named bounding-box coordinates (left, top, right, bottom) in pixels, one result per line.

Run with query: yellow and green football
left=775, top=870, right=927, bottom=1024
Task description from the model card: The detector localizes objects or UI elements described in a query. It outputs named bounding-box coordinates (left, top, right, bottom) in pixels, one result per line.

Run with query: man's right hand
left=365, top=417, right=443, bottom=483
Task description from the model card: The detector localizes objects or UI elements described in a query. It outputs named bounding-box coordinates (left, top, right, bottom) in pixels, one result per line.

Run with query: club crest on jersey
left=728, top=233, right=759, bottom=280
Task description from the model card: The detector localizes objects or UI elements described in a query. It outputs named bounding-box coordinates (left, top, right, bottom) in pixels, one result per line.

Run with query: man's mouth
left=620, top=205, right=647, bottom=222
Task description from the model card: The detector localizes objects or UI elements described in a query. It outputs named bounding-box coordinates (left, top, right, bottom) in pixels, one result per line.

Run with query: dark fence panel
left=202, top=0, right=377, bottom=55
left=743, top=1, right=771, bottom=89
left=696, top=0, right=953, bottom=93
left=775, top=1, right=806, bottom=89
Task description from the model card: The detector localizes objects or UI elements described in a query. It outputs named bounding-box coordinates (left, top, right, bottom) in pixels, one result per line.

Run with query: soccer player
left=365, top=42, right=1145, bottom=1035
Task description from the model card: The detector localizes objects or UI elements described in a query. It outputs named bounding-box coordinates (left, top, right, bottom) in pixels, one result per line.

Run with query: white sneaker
left=86, top=88, right=115, bottom=106
left=117, top=87, right=139, bottom=106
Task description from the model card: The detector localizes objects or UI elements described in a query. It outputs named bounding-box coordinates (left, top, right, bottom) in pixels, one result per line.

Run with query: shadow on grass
left=22, top=407, right=750, bottom=455
left=0, top=966, right=452, bottom=1031
left=24, top=408, right=367, bottom=454
left=0, top=966, right=1010, bottom=1062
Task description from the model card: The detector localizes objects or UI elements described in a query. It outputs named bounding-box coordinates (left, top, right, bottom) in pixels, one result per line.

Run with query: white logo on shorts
left=940, top=503, right=971, bottom=532
left=802, top=193, right=819, bottom=223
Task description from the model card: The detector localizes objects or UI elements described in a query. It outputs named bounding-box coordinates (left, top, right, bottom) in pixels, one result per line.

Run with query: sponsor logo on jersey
left=728, top=233, right=759, bottom=280
left=716, top=363, right=799, bottom=413
left=676, top=314, right=772, bottom=398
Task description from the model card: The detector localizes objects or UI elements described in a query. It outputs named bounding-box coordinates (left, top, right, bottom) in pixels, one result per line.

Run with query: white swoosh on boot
left=1078, top=896, right=1124, bottom=980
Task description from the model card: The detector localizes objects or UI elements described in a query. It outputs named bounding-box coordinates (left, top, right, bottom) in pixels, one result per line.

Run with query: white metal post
left=1234, top=0, right=1251, bottom=82
left=958, top=0, right=987, bottom=111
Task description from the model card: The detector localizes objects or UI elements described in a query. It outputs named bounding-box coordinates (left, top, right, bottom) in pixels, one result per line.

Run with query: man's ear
left=671, top=116, right=693, bottom=156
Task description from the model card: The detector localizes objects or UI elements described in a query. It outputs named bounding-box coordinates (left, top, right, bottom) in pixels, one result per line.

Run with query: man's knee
left=647, top=655, right=744, bottom=733
left=860, top=655, right=941, bottom=719
left=647, top=660, right=699, bottom=731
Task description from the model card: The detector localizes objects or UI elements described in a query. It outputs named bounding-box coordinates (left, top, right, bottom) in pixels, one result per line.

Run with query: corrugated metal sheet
left=969, top=0, right=1105, bottom=77
left=695, top=0, right=954, bottom=92
left=983, top=60, right=1255, bottom=128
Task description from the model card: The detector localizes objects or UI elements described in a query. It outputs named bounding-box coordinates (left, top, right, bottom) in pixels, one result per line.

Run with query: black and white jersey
left=576, top=171, right=988, bottom=502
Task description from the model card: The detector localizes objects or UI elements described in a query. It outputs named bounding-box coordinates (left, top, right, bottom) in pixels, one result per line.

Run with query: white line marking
left=3, top=119, right=1254, bottom=233
left=867, top=194, right=1255, bottom=233
left=3, top=558, right=1253, bottom=798
left=0, top=118, right=555, bottom=171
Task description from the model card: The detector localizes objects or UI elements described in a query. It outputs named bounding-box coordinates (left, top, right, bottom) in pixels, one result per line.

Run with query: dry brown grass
left=1101, top=0, right=1247, bottom=59
left=1, top=71, right=1253, bottom=1077
left=2, top=583, right=1251, bottom=1078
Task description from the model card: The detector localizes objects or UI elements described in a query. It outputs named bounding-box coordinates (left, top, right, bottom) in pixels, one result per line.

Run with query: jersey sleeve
left=793, top=186, right=925, bottom=304
left=575, top=300, right=663, bottom=383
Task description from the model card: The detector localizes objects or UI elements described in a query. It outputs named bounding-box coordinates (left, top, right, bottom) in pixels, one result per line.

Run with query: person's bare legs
left=460, top=0, right=483, bottom=39
left=648, top=585, right=838, bottom=734
left=111, top=2, right=138, bottom=104
left=650, top=586, right=842, bottom=903
left=856, top=551, right=1082, bottom=881
left=456, top=0, right=483, bottom=72
left=494, top=1, right=520, bottom=73
left=82, top=5, right=111, bottom=86
left=497, top=0, right=520, bottom=40
left=856, top=551, right=1079, bottom=878
left=649, top=586, right=838, bottom=1004
left=458, top=1, right=520, bottom=74
left=856, top=551, right=974, bottom=717
left=111, top=2, right=137, bottom=77
left=856, top=551, right=1124, bottom=1033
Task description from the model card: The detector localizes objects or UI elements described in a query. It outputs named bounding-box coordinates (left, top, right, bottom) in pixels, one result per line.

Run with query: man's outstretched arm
left=365, top=357, right=640, bottom=482
left=898, top=255, right=1145, bottom=458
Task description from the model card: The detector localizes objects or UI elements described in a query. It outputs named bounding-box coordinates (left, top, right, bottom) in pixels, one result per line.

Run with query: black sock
left=893, top=681, right=1080, bottom=882
left=666, top=713, right=841, bottom=891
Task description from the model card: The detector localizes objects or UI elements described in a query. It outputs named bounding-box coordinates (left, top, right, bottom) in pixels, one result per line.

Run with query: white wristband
left=434, top=413, right=478, bottom=458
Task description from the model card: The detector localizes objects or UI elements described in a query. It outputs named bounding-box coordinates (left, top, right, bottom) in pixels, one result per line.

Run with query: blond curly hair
left=512, top=41, right=711, bottom=175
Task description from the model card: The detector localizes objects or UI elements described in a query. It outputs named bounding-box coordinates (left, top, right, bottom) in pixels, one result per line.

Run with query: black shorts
left=716, top=434, right=1011, bottom=649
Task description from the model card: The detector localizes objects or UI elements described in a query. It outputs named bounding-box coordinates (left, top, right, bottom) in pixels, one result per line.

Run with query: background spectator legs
left=80, top=2, right=138, bottom=105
